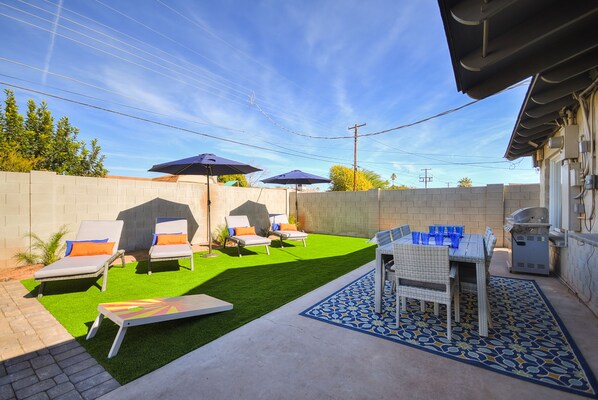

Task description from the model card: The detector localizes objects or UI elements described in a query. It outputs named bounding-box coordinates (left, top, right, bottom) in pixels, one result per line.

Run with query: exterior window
left=549, top=158, right=562, bottom=230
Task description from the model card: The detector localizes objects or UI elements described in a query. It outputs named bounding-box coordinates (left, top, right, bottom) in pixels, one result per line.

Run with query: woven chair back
left=400, top=224, right=411, bottom=236
left=376, top=230, right=393, bottom=247
left=393, top=244, right=450, bottom=286
left=390, top=227, right=403, bottom=241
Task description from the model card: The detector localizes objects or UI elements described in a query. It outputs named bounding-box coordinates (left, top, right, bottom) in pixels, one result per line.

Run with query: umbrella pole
left=295, top=183, right=299, bottom=227
left=202, top=172, right=219, bottom=258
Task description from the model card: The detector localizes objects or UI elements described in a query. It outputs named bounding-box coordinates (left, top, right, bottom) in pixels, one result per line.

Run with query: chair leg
left=447, top=301, right=452, bottom=339
left=434, top=303, right=439, bottom=316
left=265, top=245, right=270, bottom=255
left=37, top=282, right=45, bottom=299
left=148, top=259, right=152, bottom=275
left=486, top=296, right=492, bottom=328
left=120, top=253, right=126, bottom=267
left=420, top=300, right=426, bottom=312
left=101, top=267, right=108, bottom=292
left=395, top=292, right=401, bottom=329
left=237, top=243, right=242, bottom=257
left=401, top=296, right=407, bottom=311
left=455, top=289, right=460, bottom=323
left=302, top=238, right=306, bottom=247
left=190, top=255, right=194, bottom=272
left=280, top=237, right=284, bottom=248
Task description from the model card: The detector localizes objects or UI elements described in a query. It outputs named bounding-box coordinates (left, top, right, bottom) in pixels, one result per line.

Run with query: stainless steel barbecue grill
left=504, top=207, right=551, bottom=275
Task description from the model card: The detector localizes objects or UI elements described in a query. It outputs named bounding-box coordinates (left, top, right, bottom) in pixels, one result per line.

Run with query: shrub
left=15, top=225, right=69, bottom=266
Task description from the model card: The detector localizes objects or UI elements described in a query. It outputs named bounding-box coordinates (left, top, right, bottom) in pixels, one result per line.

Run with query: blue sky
left=0, top=0, right=539, bottom=189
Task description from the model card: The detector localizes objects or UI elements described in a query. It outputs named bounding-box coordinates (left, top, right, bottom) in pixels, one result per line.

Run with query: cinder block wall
left=1, top=171, right=540, bottom=270
left=297, top=184, right=540, bottom=246
left=0, top=171, right=288, bottom=269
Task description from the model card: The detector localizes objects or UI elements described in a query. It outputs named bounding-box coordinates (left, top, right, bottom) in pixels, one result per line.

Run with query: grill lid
left=506, top=207, right=549, bottom=224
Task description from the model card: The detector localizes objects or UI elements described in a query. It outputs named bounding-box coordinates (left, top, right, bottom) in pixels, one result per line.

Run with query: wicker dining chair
left=390, top=227, right=403, bottom=241
left=393, top=243, right=460, bottom=338
left=376, top=230, right=396, bottom=293
left=400, top=224, right=411, bottom=237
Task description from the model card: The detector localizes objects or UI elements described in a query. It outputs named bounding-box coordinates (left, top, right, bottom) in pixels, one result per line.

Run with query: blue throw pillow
left=152, top=232, right=182, bottom=246
left=228, top=228, right=235, bottom=237
left=272, top=223, right=280, bottom=231
left=66, top=239, right=108, bottom=256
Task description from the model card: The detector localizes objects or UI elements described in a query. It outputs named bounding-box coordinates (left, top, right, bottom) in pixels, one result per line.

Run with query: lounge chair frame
left=225, top=215, right=271, bottom=257
left=148, top=217, right=194, bottom=275
left=268, top=214, right=307, bottom=248
left=34, top=220, right=125, bottom=298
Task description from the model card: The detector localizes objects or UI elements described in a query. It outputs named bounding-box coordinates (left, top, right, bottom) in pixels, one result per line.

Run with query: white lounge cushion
left=272, top=230, right=308, bottom=239
left=34, top=255, right=112, bottom=279
left=150, top=244, right=193, bottom=259
left=231, top=235, right=271, bottom=246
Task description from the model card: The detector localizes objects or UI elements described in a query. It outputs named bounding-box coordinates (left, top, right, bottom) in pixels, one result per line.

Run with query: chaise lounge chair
left=33, top=220, right=125, bottom=298
left=148, top=217, right=194, bottom=275
left=269, top=214, right=308, bottom=247
left=225, top=215, right=271, bottom=257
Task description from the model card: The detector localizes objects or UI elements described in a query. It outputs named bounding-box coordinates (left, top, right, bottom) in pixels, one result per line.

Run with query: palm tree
left=15, top=225, right=69, bottom=266
left=458, top=177, right=473, bottom=187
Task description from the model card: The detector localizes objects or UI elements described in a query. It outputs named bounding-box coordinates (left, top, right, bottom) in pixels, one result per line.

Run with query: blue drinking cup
left=411, top=231, right=421, bottom=244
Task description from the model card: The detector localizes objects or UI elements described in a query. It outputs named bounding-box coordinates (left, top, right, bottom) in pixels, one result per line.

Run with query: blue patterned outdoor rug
left=300, top=270, right=598, bottom=398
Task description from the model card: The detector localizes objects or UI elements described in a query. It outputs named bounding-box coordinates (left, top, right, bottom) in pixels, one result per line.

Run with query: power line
left=0, top=81, right=358, bottom=166
left=367, top=137, right=525, bottom=170
left=0, top=72, right=245, bottom=132
left=10, top=0, right=337, bottom=131
left=252, top=80, right=531, bottom=140
left=0, top=6, right=258, bottom=108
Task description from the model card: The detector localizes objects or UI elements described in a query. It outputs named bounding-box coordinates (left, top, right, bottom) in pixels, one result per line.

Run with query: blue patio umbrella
left=261, top=170, right=331, bottom=223
left=149, top=153, right=261, bottom=257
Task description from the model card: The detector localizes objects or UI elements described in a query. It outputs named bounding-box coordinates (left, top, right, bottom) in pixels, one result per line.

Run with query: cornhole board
left=86, top=294, right=233, bottom=358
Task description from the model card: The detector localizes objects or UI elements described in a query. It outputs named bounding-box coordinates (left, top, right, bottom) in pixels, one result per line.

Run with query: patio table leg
left=375, top=250, right=383, bottom=313
left=477, top=260, right=488, bottom=337
left=86, top=313, right=104, bottom=340
left=108, top=325, right=128, bottom=359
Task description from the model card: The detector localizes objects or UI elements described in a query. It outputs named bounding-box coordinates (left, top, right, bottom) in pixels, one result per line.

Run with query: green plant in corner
left=288, top=215, right=301, bottom=230
left=14, top=225, right=69, bottom=266
left=214, top=224, right=230, bottom=246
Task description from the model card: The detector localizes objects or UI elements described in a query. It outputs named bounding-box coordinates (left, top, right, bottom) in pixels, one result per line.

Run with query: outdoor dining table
left=374, top=233, right=489, bottom=337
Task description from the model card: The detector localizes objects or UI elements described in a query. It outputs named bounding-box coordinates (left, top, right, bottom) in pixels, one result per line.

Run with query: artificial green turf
left=21, top=234, right=374, bottom=384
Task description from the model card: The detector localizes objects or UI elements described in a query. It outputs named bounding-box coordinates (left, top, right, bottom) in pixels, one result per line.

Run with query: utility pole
left=446, top=182, right=451, bottom=188
left=419, top=168, right=432, bottom=189
left=348, top=122, right=366, bottom=191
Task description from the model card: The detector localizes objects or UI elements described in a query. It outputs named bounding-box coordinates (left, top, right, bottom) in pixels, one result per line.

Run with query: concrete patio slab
left=100, top=249, right=598, bottom=400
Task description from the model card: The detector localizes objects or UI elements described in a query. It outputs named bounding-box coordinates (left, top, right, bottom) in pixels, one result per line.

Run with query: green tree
left=329, top=165, right=373, bottom=191
left=2, top=89, right=24, bottom=145
left=0, top=89, right=107, bottom=177
left=458, top=177, right=473, bottom=187
left=362, top=169, right=389, bottom=189
left=389, top=184, right=412, bottom=190
left=218, top=174, right=248, bottom=187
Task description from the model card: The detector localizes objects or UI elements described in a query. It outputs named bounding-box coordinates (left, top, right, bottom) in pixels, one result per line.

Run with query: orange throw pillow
left=235, top=226, right=256, bottom=236
left=157, top=233, right=187, bottom=245
left=280, top=223, right=297, bottom=231
left=70, top=242, right=115, bottom=256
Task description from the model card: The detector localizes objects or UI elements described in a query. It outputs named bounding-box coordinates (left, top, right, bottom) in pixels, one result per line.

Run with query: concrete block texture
left=0, top=172, right=289, bottom=269
left=0, top=172, right=541, bottom=269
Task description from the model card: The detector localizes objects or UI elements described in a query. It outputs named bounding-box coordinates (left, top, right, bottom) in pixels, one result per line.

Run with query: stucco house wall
left=538, top=91, right=598, bottom=315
